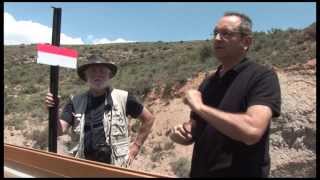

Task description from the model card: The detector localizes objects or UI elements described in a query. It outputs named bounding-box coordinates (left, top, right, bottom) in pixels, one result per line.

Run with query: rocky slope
left=5, top=60, right=316, bottom=177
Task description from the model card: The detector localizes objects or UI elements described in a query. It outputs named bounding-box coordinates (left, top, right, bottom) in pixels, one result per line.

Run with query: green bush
left=133, top=48, right=139, bottom=52
left=163, top=141, right=175, bottom=150
left=162, top=82, right=174, bottom=99
left=170, top=157, right=191, bottom=177
left=139, top=146, right=146, bottom=154
left=152, top=144, right=162, bottom=153
left=199, top=44, right=213, bottom=62
left=150, top=151, right=162, bottom=162
left=4, top=116, right=23, bottom=129
left=22, top=84, right=38, bottom=94
left=32, top=126, right=48, bottom=150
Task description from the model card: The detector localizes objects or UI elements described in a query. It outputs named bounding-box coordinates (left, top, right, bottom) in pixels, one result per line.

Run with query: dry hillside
left=4, top=23, right=316, bottom=177
left=4, top=60, right=316, bottom=177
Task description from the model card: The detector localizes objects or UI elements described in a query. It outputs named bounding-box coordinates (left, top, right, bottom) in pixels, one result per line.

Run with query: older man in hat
left=45, top=55, right=155, bottom=167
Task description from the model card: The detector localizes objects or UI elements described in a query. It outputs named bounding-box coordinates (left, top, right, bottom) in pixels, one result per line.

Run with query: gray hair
left=223, top=11, right=252, bottom=36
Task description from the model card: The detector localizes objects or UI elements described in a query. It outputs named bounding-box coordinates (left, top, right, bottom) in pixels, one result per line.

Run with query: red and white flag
left=37, top=44, right=78, bottom=69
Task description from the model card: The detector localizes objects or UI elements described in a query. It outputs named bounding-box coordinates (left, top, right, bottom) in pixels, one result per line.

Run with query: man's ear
left=242, top=35, right=253, bottom=51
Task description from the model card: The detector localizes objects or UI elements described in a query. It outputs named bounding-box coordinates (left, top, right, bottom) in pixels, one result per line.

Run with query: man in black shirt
left=45, top=55, right=155, bottom=167
left=170, top=12, right=281, bottom=177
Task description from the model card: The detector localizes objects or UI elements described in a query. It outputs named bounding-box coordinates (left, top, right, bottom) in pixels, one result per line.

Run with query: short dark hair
left=223, top=11, right=252, bottom=36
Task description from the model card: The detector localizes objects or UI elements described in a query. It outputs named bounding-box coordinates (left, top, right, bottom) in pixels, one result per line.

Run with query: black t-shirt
left=60, top=92, right=144, bottom=126
left=190, top=58, right=281, bottom=177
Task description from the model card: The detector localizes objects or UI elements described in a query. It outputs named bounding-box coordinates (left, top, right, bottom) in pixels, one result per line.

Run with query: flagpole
left=48, top=7, right=61, bottom=153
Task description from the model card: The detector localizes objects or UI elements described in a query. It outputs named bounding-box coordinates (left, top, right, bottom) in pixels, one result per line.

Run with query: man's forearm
left=57, top=120, right=64, bottom=136
left=58, top=119, right=69, bottom=136
left=196, top=104, right=257, bottom=145
left=134, top=117, right=154, bottom=146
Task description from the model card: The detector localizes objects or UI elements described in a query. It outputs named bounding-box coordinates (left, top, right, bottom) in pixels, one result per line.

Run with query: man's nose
left=214, top=33, right=223, bottom=41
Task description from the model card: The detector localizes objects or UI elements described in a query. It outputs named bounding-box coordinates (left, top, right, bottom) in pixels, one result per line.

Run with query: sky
left=4, top=2, right=317, bottom=45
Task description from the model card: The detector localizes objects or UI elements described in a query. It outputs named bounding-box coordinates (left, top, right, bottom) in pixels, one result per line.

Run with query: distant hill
left=4, top=22, right=316, bottom=128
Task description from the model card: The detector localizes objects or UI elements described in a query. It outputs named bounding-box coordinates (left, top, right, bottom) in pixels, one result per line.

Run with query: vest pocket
left=111, top=111, right=127, bottom=136
left=70, top=114, right=83, bottom=157
left=112, top=139, right=129, bottom=157
left=111, top=139, right=129, bottom=167
left=73, top=114, right=83, bottom=133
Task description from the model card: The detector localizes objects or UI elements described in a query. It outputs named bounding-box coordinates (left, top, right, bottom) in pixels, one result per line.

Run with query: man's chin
left=214, top=54, right=227, bottom=61
left=89, top=84, right=109, bottom=91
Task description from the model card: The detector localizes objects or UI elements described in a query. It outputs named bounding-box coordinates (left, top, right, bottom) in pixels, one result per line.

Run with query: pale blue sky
left=4, top=2, right=317, bottom=45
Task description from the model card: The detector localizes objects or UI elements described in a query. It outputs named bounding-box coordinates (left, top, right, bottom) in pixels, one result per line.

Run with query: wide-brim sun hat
left=77, top=55, right=118, bottom=81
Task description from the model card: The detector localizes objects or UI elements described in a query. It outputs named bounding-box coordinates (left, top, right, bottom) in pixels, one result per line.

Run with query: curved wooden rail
left=4, top=143, right=172, bottom=178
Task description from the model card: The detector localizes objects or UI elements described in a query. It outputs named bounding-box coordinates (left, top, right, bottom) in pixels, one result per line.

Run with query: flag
left=37, top=44, right=78, bottom=69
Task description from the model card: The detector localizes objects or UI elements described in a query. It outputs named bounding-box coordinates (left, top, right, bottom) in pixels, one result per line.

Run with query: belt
left=84, top=122, right=104, bottom=132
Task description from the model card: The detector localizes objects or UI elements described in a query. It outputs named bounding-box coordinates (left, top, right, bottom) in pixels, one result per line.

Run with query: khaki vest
left=68, top=88, right=129, bottom=167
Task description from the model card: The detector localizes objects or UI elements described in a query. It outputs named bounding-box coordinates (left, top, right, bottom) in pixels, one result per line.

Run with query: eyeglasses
left=211, top=29, right=246, bottom=39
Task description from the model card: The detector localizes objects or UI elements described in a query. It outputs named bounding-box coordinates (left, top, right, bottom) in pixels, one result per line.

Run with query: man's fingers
left=46, top=101, right=55, bottom=106
left=177, top=125, right=189, bottom=138
left=186, top=132, right=193, bottom=139
left=171, top=125, right=192, bottom=141
left=177, top=125, right=186, bottom=136
left=182, top=122, right=192, bottom=133
left=45, top=96, right=55, bottom=104
left=45, top=95, right=54, bottom=101
left=45, top=92, right=59, bottom=108
left=170, top=127, right=182, bottom=139
left=45, top=92, right=60, bottom=103
left=127, top=156, right=133, bottom=167
left=46, top=92, right=60, bottom=99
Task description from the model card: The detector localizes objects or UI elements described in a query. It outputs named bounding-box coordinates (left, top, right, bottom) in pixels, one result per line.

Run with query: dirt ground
left=4, top=61, right=316, bottom=177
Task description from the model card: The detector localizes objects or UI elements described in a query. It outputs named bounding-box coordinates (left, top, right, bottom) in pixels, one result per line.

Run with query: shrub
left=4, top=91, right=14, bottom=115
left=199, top=44, right=213, bottom=62
left=152, top=144, right=162, bottom=153
left=177, top=78, right=187, bottom=87
left=32, top=126, right=49, bottom=150
left=150, top=144, right=164, bottom=162
left=163, top=141, right=175, bottom=150
left=22, top=84, right=38, bottom=94
left=170, top=157, right=191, bottom=177
left=139, top=146, right=146, bottom=154
left=150, top=151, right=162, bottom=162
left=140, top=48, right=147, bottom=53
left=162, top=82, right=173, bottom=99
left=5, top=114, right=26, bottom=130
left=162, top=46, right=170, bottom=51
left=151, top=164, right=157, bottom=169
left=133, top=48, right=139, bottom=52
